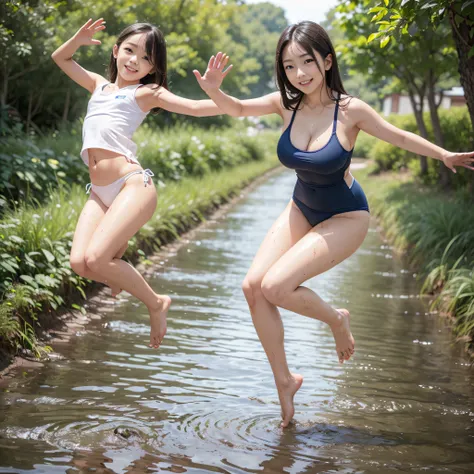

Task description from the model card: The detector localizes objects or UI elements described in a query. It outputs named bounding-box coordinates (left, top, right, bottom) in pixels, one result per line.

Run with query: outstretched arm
left=193, top=52, right=282, bottom=118
left=51, top=18, right=107, bottom=93
left=353, top=98, right=474, bottom=173
left=136, top=86, right=224, bottom=117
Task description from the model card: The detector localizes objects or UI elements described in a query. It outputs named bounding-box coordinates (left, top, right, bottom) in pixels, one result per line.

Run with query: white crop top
left=80, top=82, right=149, bottom=166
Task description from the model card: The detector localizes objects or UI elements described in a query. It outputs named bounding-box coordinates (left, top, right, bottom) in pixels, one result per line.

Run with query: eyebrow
left=124, top=42, right=149, bottom=56
left=282, top=53, right=311, bottom=63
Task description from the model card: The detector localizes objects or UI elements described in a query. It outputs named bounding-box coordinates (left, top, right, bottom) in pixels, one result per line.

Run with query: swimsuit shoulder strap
left=288, top=96, right=303, bottom=129
left=332, top=92, right=341, bottom=135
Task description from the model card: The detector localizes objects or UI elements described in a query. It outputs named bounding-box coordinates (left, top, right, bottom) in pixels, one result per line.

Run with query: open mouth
left=299, top=79, right=313, bottom=86
left=125, top=65, right=138, bottom=73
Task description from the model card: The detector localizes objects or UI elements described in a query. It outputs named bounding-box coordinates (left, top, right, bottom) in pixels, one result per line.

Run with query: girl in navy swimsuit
left=194, top=21, right=474, bottom=428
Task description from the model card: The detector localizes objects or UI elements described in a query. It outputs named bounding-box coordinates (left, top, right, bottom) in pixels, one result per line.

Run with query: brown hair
left=108, top=23, right=168, bottom=113
left=275, top=21, right=348, bottom=110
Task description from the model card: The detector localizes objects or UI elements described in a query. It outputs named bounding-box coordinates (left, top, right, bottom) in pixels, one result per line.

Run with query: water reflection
left=1, top=169, right=473, bottom=473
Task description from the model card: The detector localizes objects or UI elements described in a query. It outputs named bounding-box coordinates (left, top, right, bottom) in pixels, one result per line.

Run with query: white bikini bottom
left=85, top=169, right=154, bottom=207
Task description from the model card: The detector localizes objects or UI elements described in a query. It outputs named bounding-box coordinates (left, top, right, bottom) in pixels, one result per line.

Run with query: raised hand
left=193, top=51, right=233, bottom=92
left=442, top=151, right=474, bottom=173
left=74, top=18, right=106, bottom=47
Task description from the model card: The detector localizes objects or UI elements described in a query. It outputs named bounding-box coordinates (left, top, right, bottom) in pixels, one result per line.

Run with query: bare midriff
left=87, top=148, right=143, bottom=185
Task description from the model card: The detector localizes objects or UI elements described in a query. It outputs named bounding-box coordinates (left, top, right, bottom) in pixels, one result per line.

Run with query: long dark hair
left=275, top=21, right=348, bottom=110
left=108, top=23, right=168, bottom=113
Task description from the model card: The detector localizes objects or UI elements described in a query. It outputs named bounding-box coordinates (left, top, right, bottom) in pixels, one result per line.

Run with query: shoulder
left=134, top=83, right=169, bottom=111
left=136, top=83, right=166, bottom=98
left=268, top=91, right=282, bottom=102
left=338, top=94, right=361, bottom=110
left=338, top=96, right=373, bottom=122
left=268, top=91, right=284, bottom=113
left=267, top=91, right=286, bottom=117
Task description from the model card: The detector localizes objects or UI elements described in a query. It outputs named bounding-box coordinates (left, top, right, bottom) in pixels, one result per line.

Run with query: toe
left=281, top=413, right=293, bottom=428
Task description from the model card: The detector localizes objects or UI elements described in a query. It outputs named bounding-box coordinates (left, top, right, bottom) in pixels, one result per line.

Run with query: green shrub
left=1, top=123, right=271, bottom=212
left=367, top=107, right=473, bottom=187
left=367, top=114, right=419, bottom=171
left=0, top=130, right=279, bottom=356
left=0, top=138, right=87, bottom=210
left=353, top=131, right=376, bottom=159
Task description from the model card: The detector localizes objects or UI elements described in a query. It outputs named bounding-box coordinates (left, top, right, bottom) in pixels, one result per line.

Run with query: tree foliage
left=364, top=0, right=474, bottom=130
left=0, top=0, right=288, bottom=133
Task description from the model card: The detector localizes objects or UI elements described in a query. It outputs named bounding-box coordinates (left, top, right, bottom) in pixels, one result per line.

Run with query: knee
left=260, top=275, right=286, bottom=306
left=69, top=255, right=88, bottom=278
left=83, top=250, right=105, bottom=274
left=242, top=274, right=265, bottom=308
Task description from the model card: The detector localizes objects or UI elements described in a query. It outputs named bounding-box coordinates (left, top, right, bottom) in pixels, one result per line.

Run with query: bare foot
left=148, top=295, right=172, bottom=349
left=276, top=373, right=304, bottom=428
left=330, top=308, right=355, bottom=364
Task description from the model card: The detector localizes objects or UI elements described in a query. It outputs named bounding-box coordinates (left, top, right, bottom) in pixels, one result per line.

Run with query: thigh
left=86, top=174, right=158, bottom=261
left=246, top=200, right=312, bottom=281
left=265, top=211, right=370, bottom=289
left=70, top=192, right=108, bottom=261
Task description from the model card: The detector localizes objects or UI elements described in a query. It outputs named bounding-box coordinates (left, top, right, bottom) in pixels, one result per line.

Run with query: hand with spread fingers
left=193, top=51, right=233, bottom=93
left=74, top=18, right=107, bottom=46
left=442, top=151, right=474, bottom=173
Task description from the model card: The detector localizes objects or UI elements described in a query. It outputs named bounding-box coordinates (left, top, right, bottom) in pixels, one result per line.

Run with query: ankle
left=328, top=309, right=344, bottom=329
left=147, top=296, right=164, bottom=312
left=275, top=374, right=294, bottom=389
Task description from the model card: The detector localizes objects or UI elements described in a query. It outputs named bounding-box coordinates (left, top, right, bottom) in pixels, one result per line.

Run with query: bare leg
left=109, top=240, right=129, bottom=297
left=70, top=192, right=127, bottom=297
left=242, top=200, right=311, bottom=427
left=261, top=210, right=370, bottom=364
left=83, top=174, right=170, bottom=348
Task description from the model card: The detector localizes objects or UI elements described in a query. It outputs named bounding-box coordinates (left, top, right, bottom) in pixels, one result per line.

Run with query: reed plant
left=359, top=169, right=474, bottom=349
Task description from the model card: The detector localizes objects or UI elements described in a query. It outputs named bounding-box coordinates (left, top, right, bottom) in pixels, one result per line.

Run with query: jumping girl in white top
left=52, top=19, right=223, bottom=349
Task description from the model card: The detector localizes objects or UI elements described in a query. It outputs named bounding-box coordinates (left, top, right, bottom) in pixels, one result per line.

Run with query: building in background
left=382, top=87, right=466, bottom=116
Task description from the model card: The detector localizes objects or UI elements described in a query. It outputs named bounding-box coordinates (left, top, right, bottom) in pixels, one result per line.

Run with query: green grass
left=0, top=145, right=279, bottom=361
left=358, top=169, right=474, bottom=352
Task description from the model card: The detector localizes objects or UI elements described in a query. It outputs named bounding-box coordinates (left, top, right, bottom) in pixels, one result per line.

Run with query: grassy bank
left=358, top=169, right=474, bottom=353
left=1, top=123, right=270, bottom=213
left=0, top=135, right=279, bottom=365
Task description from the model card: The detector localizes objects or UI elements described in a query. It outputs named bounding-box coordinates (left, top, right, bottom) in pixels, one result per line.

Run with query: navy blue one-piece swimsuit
left=277, top=95, right=369, bottom=226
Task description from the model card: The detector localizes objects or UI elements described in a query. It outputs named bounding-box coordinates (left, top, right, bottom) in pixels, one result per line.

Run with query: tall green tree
left=1, top=0, right=281, bottom=133
left=337, top=0, right=458, bottom=183
left=235, top=2, right=288, bottom=97
left=322, top=6, right=384, bottom=108
left=367, top=0, right=474, bottom=131
left=0, top=0, right=61, bottom=133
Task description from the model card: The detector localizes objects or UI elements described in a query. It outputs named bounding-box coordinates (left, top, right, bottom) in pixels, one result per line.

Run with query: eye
left=304, top=58, right=314, bottom=64
left=285, top=65, right=293, bottom=70
left=125, top=47, right=132, bottom=53
left=143, top=56, right=149, bottom=61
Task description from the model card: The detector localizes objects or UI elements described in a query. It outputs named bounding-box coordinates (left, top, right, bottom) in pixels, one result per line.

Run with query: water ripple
left=1, top=170, right=473, bottom=473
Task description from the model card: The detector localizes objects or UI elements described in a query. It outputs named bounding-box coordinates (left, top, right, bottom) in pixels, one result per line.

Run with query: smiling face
left=281, top=41, right=332, bottom=95
left=113, top=32, right=155, bottom=83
